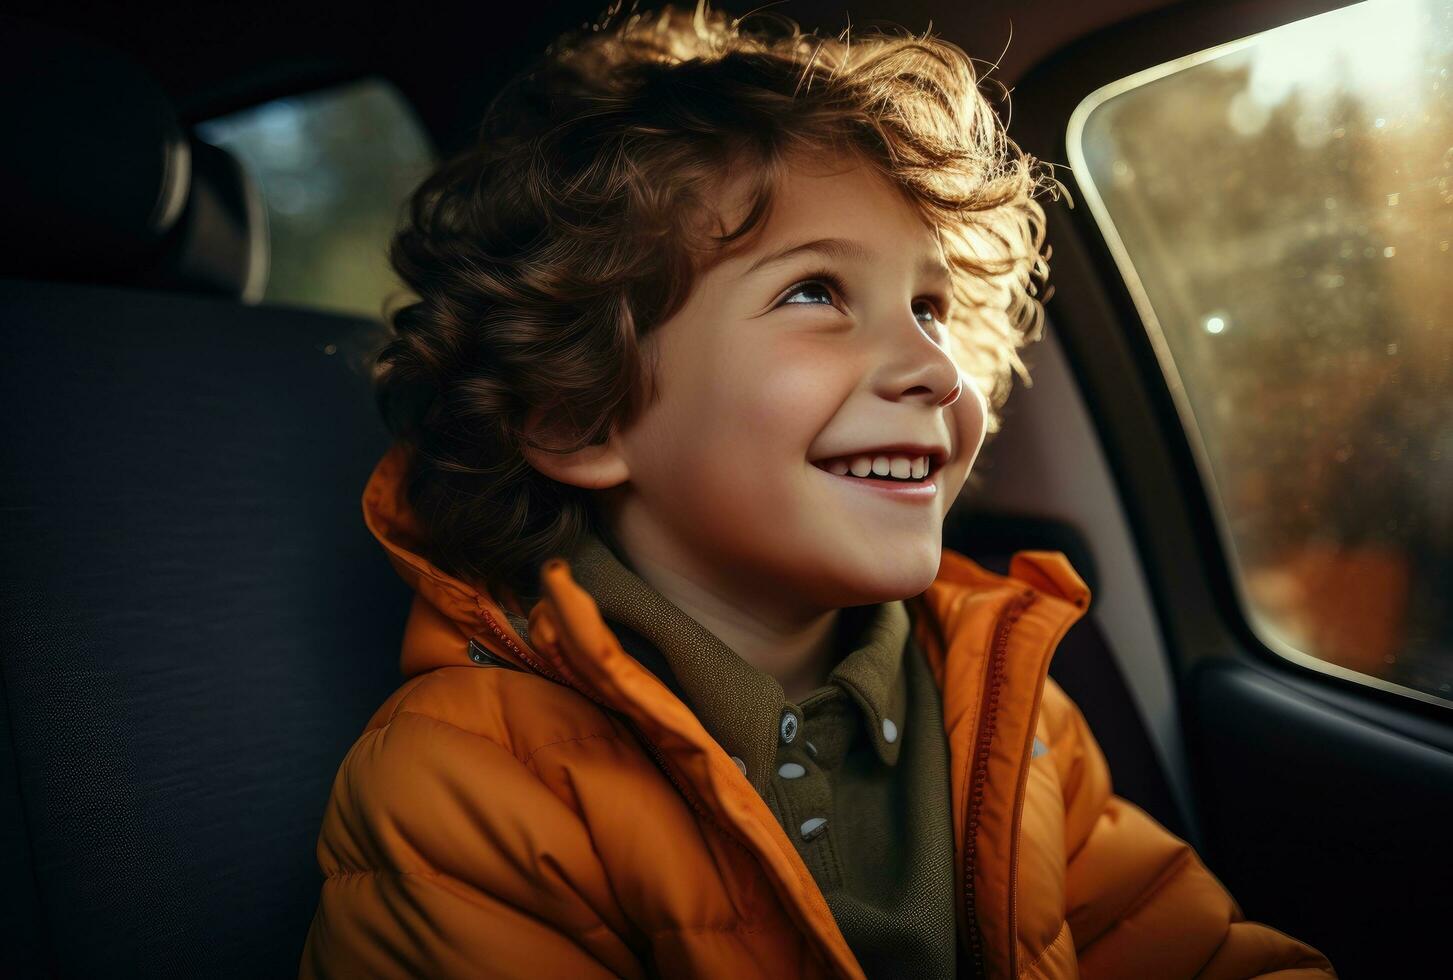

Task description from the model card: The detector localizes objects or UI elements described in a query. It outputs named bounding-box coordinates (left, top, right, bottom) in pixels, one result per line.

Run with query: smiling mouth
left=809, top=459, right=939, bottom=497
left=809, top=453, right=940, bottom=484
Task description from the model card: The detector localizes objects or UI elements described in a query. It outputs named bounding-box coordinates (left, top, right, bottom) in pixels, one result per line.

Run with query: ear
left=520, top=406, right=631, bottom=490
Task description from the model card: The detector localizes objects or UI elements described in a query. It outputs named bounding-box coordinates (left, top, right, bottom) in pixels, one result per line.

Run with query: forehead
left=706, top=154, right=949, bottom=279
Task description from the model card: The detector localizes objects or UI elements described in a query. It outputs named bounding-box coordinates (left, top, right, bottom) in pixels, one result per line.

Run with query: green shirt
left=509, top=530, right=957, bottom=978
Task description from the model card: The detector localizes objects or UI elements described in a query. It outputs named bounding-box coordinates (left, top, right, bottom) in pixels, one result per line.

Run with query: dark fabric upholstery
left=0, top=280, right=410, bottom=978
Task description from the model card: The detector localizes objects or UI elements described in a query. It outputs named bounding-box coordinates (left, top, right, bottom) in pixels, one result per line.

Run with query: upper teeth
left=821, top=454, right=930, bottom=479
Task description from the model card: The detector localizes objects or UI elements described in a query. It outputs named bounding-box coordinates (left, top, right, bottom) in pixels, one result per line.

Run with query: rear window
left=196, top=77, right=435, bottom=319
left=1067, top=0, right=1453, bottom=706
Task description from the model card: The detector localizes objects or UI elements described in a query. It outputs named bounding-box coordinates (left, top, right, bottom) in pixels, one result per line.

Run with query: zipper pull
left=467, top=637, right=522, bottom=670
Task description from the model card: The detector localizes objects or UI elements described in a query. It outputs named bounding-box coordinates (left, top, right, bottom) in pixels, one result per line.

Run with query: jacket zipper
left=962, top=589, right=1036, bottom=979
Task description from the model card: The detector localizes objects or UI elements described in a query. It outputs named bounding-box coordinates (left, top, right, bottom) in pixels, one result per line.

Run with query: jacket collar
left=362, top=441, right=1093, bottom=979
left=541, top=527, right=910, bottom=793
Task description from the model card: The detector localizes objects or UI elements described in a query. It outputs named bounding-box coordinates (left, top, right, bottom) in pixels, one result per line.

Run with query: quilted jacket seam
left=524, top=732, right=626, bottom=768
left=645, top=921, right=756, bottom=936
left=1117, top=845, right=1194, bottom=923
left=319, top=867, right=622, bottom=940
left=332, top=722, right=646, bottom=948
left=386, top=708, right=621, bottom=766
left=1022, top=919, right=1071, bottom=977
left=365, top=674, right=431, bottom=732
left=360, top=710, right=638, bottom=927
left=1189, top=918, right=1335, bottom=978
left=1076, top=845, right=1195, bottom=953
left=387, top=709, right=519, bottom=757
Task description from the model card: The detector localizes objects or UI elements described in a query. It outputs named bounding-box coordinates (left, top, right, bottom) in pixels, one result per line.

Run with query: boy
left=300, top=3, right=1336, bottom=977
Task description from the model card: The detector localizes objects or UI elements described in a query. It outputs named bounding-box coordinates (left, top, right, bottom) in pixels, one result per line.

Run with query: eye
left=777, top=269, right=846, bottom=311
left=775, top=271, right=949, bottom=327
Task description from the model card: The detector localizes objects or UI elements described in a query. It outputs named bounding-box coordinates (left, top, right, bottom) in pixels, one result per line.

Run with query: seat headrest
left=0, top=16, right=269, bottom=301
left=145, top=137, right=271, bottom=302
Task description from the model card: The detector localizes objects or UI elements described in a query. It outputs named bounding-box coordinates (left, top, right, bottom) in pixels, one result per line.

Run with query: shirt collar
left=531, top=528, right=911, bottom=792
left=823, top=599, right=911, bottom=768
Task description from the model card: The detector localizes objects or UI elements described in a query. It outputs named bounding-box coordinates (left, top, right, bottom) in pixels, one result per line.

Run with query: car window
left=1067, top=0, right=1452, bottom=707
left=197, top=77, right=435, bottom=319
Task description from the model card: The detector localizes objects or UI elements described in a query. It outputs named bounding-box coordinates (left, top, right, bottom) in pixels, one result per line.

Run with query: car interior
left=2, top=1, right=1448, bottom=977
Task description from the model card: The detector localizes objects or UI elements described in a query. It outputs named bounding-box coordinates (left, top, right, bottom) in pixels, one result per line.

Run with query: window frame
left=1063, top=1, right=1453, bottom=713
left=193, top=73, right=437, bottom=319
left=1005, top=0, right=1453, bottom=738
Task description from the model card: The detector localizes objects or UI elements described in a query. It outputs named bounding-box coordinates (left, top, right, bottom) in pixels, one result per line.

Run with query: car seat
left=0, top=18, right=409, bottom=977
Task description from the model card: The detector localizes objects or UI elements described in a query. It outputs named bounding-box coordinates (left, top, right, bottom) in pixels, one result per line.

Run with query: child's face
left=599, top=155, right=989, bottom=613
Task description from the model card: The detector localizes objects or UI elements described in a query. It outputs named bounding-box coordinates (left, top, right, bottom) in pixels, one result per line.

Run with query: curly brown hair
left=374, top=0, right=1065, bottom=608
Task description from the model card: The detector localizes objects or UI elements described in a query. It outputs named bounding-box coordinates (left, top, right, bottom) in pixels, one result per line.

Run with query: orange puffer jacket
left=300, top=445, right=1336, bottom=979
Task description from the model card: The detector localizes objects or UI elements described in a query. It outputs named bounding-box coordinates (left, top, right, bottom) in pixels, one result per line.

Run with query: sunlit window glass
left=1068, top=0, right=1453, bottom=705
left=197, top=77, right=434, bottom=319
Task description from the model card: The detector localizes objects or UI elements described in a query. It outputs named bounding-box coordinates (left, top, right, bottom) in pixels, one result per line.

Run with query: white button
left=800, top=816, right=828, bottom=840
left=730, top=755, right=747, bottom=775
left=779, top=710, right=798, bottom=743
left=778, top=762, right=806, bottom=779
left=805, top=740, right=818, bottom=757
left=882, top=718, right=898, bottom=743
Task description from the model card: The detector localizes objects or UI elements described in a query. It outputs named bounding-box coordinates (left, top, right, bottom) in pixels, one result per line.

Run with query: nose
left=880, top=320, right=963, bottom=408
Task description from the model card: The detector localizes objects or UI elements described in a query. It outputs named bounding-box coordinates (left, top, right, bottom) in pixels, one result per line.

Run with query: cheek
left=657, top=344, right=843, bottom=524
left=633, top=344, right=793, bottom=491
left=947, top=379, right=991, bottom=487
left=692, top=336, right=844, bottom=460
left=737, top=337, right=849, bottom=438
left=742, top=366, right=841, bottom=446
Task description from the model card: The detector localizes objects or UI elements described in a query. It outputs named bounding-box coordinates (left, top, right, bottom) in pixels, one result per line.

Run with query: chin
left=826, top=551, right=941, bottom=605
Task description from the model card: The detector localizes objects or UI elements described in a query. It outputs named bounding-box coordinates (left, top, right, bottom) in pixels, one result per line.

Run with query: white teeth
left=821, top=454, right=931, bottom=480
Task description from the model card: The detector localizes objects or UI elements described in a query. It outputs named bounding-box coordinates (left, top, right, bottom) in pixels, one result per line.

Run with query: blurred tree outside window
left=1069, top=0, right=1452, bottom=705
left=197, top=77, right=435, bottom=319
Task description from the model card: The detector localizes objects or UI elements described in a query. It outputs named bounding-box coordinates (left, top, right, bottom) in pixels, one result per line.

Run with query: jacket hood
left=361, top=441, right=1091, bottom=681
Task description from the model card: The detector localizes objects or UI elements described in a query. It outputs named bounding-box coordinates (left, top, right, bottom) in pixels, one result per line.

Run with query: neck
left=598, top=513, right=841, bottom=701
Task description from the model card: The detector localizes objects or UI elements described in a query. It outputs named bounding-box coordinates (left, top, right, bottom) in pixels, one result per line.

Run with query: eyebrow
left=741, top=236, right=952, bottom=285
